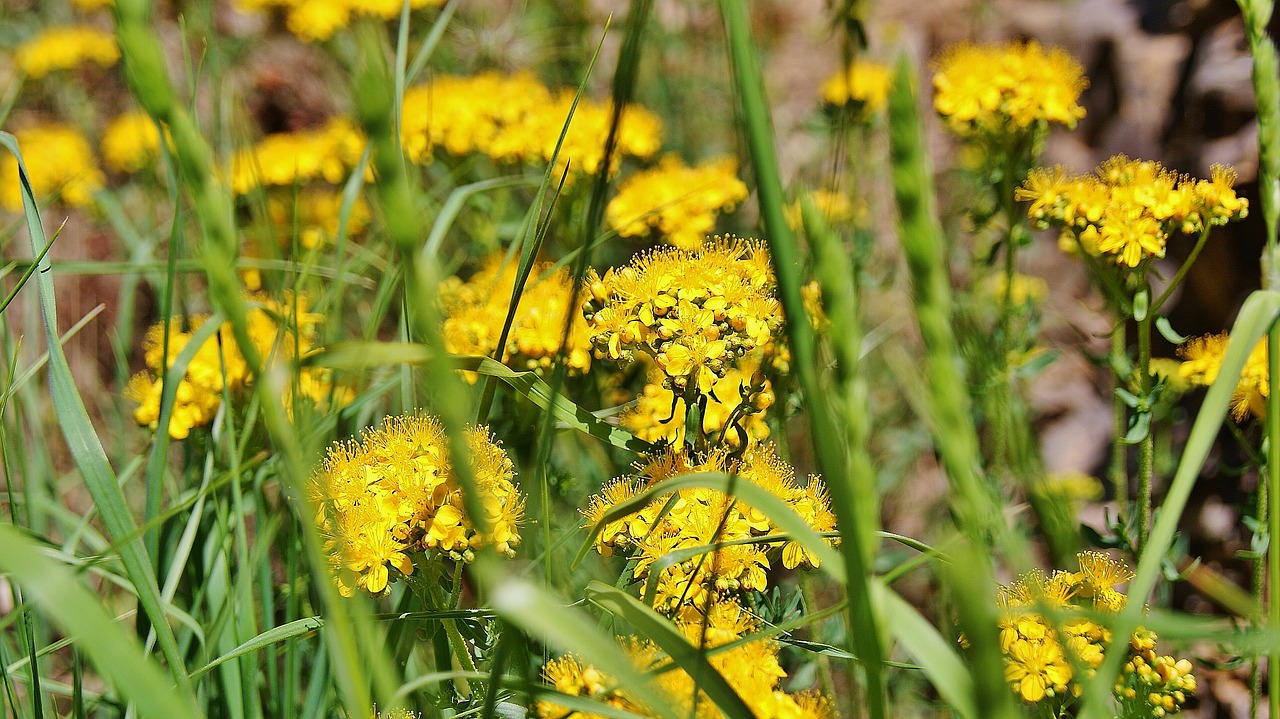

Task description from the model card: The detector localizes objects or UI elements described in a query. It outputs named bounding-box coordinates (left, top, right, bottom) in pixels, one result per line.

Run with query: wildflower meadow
left=2, top=1, right=1280, bottom=718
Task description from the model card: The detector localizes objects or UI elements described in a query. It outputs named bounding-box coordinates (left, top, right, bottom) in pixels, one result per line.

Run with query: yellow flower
left=400, top=72, right=661, bottom=175
left=606, top=155, right=748, bottom=250
left=584, top=237, right=783, bottom=396
left=819, top=60, right=892, bottom=115
left=1178, top=332, right=1268, bottom=421
left=1, top=124, right=105, bottom=212
left=583, top=444, right=835, bottom=612
left=71, top=0, right=114, bottom=8
left=235, top=0, right=445, bottom=41
left=1021, top=155, right=1248, bottom=269
left=1005, top=637, right=1072, bottom=702
left=621, top=364, right=772, bottom=449
left=124, top=293, right=347, bottom=438
left=15, top=26, right=119, bottom=79
left=439, top=254, right=593, bottom=378
left=310, top=415, right=523, bottom=596
left=265, top=187, right=371, bottom=249
left=229, top=117, right=366, bottom=194
left=784, top=189, right=859, bottom=231
left=101, top=111, right=166, bottom=174
left=933, top=41, right=1086, bottom=136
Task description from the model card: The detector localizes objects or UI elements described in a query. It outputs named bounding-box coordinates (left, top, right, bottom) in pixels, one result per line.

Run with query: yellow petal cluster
left=400, top=72, right=662, bottom=175
left=15, top=26, right=119, bottom=79
left=622, top=364, right=772, bottom=450
left=784, top=189, right=858, bottom=231
left=1018, top=156, right=1249, bottom=268
left=819, top=60, right=892, bottom=115
left=308, top=415, right=523, bottom=596
left=932, top=40, right=1086, bottom=135
left=1, top=123, right=104, bottom=211
left=582, top=445, right=836, bottom=612
left=605, top=155, right=748, bottom=250
left=991, top=551, right=1194, bottom=715
left=229, top=118, right=366, bottom=195
left=439, top=254, right=593, bottom=377
left=583, top=237, right=782, bottom=396
left=1177, top=332, right=1268, bottom=420
left=124, top=294, right=349, bottom=439
left=234, top=0, right=445, bottom=42
left=536, top=599, right=835, bottom=719
left=101, top=111, right=166, bottom=174
left=266, top=187, right=371, bottom=249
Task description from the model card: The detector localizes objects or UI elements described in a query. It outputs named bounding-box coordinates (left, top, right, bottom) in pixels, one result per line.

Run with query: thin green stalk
left=1236, top=1, right=1280, bottom=716
left=1136, top=309, right=1153, bottom=556
left=885, top=56, right=1019, bottom=719
left=1268, top=325, right=1280, bottom=719
left=721, top=6, right=887, bottom=719
left=1110, top=325, right=1130, bottom=516
left=1250, top=457, right=1266, bottom=719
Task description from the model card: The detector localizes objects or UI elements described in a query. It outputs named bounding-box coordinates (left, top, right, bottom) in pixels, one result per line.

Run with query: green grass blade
left=0, top=525, right=202, bottom=717
left=875, top=582, right=978, bottom=719
left=190, top=617, right=324, bottom=681
left=719, top=6, right=887, bottom=718
left=0, top=131, right=195, bottom=697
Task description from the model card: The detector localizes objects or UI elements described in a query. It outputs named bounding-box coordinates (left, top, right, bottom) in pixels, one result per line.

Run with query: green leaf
left=1121, top=410, right=1151, bottom=445
left=876, top=582, right=978, bottom=719
left=0, top=525, right=202, bottom=717
left=190, top=616, right=324, bottom=680
left=1133, top=288, right=1149, bottom=321
left=1156, top=316, right=1189, bottom=345
left=585, top=582, right=755, bottom=719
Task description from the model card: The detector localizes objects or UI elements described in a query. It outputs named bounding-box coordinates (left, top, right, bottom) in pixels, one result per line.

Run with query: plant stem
left=1136, top=307, right=1153, bottom=556
left=1110, top=324, right=1130, bottom=516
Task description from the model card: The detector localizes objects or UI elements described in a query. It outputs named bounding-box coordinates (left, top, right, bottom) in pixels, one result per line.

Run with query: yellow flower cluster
left=400, top=72, right=662, bottom=175
left=983, top=271, right=1049, bottom=307
left=784, top=189, right=858, bottom=231
left=266, top=187, right=371, bottom=250
left=71, top=0, right=113, bottom=9
left=583, top=445, right=836, bottom=612
left=1018, top=156, right=1249, bottom=268
left=819, top=60, right=892, bottom=115
left=102, top=111, right=166, bottom=174
left=994, top=552, right=1194, bottom=717
left=234, top=0, right=445, bottom=42
left=229, top=118, right=365, bottom=195
left=1115, top=630, right=1197, bottom=719
left=605, top=155, right=748, bottom=250
left=308, top=415, right=523, bottom=596
left=439, top=255, right=593, bottom=377
left=537, top=599, right=834, bottom=719
left=1177, top=332, right=1269, bottom=420
left=125, top=294, right=349, bottom=439
left=15, top=26, right=119, bottom=79
left=622, top=364, right=772, bottom=450
left=583, top=237, right=782, bottom=396
left=932, top=41, right=1086, bottom=135
left=1, top=123, right=104, bottom=212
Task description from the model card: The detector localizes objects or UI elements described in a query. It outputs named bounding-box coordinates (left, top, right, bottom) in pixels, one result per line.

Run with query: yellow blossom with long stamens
left=309, top=415, right=523, bottom=597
